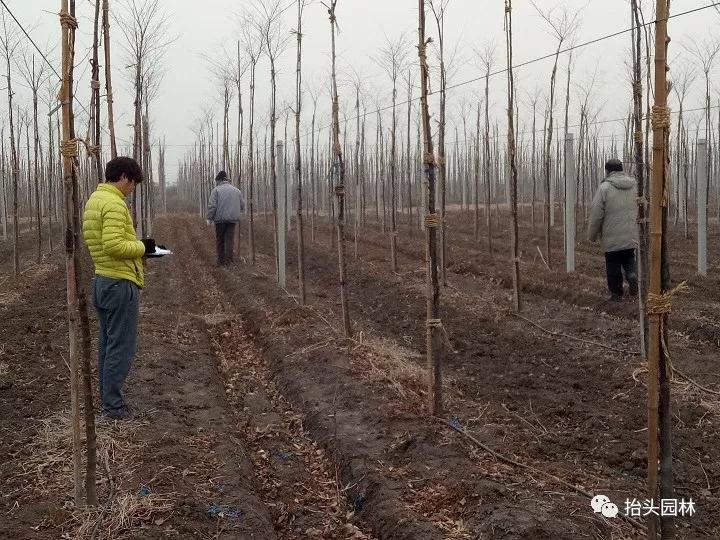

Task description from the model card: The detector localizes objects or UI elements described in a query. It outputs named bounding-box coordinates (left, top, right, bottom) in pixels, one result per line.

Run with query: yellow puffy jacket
left=82, top=183, right=145, bottom=288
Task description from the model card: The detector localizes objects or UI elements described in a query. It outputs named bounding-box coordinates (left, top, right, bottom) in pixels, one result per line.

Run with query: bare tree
left=116, top=0, right=174, bottom=234
left=505, top=0, right=521, bottom=312
left=682, top=34, right=720, bottom=232
left=0, top=8, right=20, bottom=274
left=428, top=0, right=450, bottom=286
left=418, top=0, right=442, bottom=415
left=324, top=0, right=352, bottom=337
left=671, top=62, right=693, bottom=232
left=239, top=8, right=263, bottom=265
left=292, top=0, right=309, bottom=304
left=253, top=0, right=291, bottom=280
left=526, top=85, right=543, bottom=232
left=18, top=47, right=50, bottom=264
left=530, top=1, right=581, bottom=268
left=476, top=41, right=496, bottom=255
left=631, top=0, right=649, bottom=358
left=102, top=0, right=117, bottom=158
left=374, top=33, right=411, bottom=272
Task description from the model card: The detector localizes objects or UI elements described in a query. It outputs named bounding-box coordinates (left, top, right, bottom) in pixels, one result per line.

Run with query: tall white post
left=564, top=133, right=576, bottom=272
left=277, top=140, right=287, bottom=288
left=697, top=138, right=708, bottom=275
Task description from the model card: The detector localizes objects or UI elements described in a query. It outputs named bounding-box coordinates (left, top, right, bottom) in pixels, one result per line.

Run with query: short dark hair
left=105, top=156, right=144, bottom=184
left=605, top=158, right=623, bottom=173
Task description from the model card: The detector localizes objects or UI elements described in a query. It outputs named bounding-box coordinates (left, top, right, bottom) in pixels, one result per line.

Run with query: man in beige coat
left=588, top=159, right=639, bottom=301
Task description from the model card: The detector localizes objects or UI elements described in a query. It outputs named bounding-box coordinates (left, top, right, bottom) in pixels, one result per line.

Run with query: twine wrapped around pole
left=90, top=79, right=101, bottom=90
left=647, top=282, right=688, bottom=382
left=61, top=139, right=79, bottom=158
left=646, top=281, right=688, bottom=316
left=634, top=131, right=644, bottom=144
left=423, top=152, right=436, bottom=166
left=333, top=185, right=345, bottom=195
left=60, top=11, right=78, bottom=29
left=424, top=213, right=441, bottom=228
left=651, top=105, right=671, bottom=131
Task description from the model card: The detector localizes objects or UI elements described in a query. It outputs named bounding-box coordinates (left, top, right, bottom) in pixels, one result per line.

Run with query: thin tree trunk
left=5, top=31, right=19, bottom=274
left=632, top=0, right=648, bottom=358
left=295, top=0, right=306, bottom=305
left=328, top=1, right=351, bottom=338
left=248, top=59, right=256, bottom=265
left=102, top=0, right=117, bottom=158
left=418, top=0, right=442, bottom=415
left=505, top=0, right=521, bottom=312
left=60, top=0, right=84, bottom=508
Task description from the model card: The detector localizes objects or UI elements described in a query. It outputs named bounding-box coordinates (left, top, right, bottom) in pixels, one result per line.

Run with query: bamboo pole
left=60, top=0, right=83, bottom=508
left=647, top=1, right=674, bottom=537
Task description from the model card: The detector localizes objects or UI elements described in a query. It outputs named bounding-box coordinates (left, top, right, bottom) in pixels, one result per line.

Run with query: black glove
left=157, top=244, right=167, bottom=250
left=141, top=238, right=156, bottom=255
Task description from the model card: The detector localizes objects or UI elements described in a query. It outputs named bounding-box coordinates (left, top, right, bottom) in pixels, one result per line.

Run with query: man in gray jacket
left=588, top=159, right=639, bottom=300
left=208, top=170, right=245, bottom=265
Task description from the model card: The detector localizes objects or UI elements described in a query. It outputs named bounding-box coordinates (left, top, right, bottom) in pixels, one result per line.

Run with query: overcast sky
left=3, top=0, right=719, bottom=183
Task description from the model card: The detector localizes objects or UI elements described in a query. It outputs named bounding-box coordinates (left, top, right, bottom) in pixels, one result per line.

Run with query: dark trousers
left=604, top=249, right=638, bottom=297
left=93, top=276, right=140, bottom=413
left=215, top=222, right=236, bottom=264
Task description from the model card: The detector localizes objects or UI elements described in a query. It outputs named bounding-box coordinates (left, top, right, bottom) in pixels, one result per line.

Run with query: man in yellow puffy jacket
left=82, top=157, right=155, bottom=420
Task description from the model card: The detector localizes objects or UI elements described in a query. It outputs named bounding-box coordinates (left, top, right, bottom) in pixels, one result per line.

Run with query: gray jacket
left=207, top=181, right=245, bottom=223
left=587, top=172, right=638, bottom=253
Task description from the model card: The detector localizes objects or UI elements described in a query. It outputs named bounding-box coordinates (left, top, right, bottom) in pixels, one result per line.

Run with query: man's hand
left=141, top=238, right=156, bottom=255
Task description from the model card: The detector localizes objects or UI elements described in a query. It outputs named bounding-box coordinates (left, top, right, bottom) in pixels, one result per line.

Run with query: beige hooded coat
left=587, top=171, right=638, bottom=253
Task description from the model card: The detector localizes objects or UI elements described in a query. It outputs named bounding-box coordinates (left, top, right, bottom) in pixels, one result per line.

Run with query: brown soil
left=1, top=210, right=717, bottom=539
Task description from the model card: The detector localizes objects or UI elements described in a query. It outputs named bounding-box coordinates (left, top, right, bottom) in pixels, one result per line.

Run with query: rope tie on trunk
left=423, top=152, right=436, bottom=166
left=646, top=281, right=688, bottom=379
left=424, top=213, right=441, bottom=228
left=427, top=318, right=452, bottom=350
left=646, top=281, right=688, bottom=316
left=633, top=131, right=644, bottom=144
left=60, top=11, right=78, bottom=29
left=91, top=79, right=101, bottom=90
left=61, top=139, right=79, bottom=158
left=651, top=106, right=671, bottom=131
left=334, top=185, right=345, bottom=195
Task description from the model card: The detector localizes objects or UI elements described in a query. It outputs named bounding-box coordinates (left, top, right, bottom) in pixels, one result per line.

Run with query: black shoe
left=610, top=293, right=623, bottom=302
left=103, top=406, right=134, bottom=421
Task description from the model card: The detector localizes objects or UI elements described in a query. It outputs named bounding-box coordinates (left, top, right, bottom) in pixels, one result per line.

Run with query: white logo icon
left=591, top=495, right=619, bottom=519
left=601, top=502, right=619, bottom=518
left=591, top=495, right=610, bottom=513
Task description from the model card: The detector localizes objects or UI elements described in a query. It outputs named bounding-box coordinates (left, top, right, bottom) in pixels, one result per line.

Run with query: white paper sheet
left=148, top=247, right=173, bottom=257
